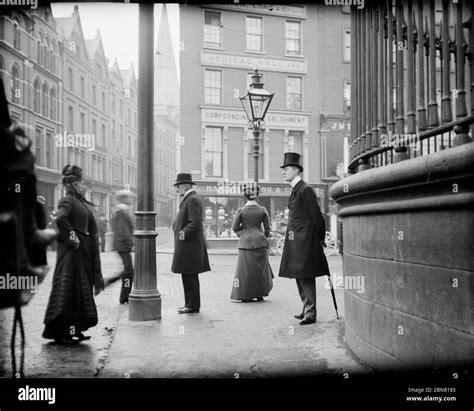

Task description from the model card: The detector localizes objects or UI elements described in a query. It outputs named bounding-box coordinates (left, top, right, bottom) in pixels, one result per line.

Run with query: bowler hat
left=280, top=152, right=303, bottom=172
left=173, top=173, right=195, bottom=186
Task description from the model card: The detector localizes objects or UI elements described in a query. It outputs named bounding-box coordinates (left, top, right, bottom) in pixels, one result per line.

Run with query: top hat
left=280, top=152, right=303, bottom=172
left=61, top=164, right=83, bottom=184
left=173, top=173, right=195, bottom=187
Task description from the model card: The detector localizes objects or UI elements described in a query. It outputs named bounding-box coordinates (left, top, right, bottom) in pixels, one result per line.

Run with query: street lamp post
left=239, top=69, right=274, bottom=189
left=128, top=3, right=161, bottom=321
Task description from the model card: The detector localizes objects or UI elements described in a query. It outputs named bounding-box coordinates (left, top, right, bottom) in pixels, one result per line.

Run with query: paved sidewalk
left=101, top=254, right=370, bottom=378
left=0, top=251, right=370, bottom=379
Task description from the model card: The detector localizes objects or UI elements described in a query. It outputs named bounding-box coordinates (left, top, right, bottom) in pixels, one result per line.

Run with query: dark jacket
left=111, top=205, right=134, bottom=252
left=278, top=179, right=329, bottom=279
left=232, top=204, right=270, bottom=250
left=171, top=191, right=210, bottom=275
left=97, top=218, right=108, bottom=236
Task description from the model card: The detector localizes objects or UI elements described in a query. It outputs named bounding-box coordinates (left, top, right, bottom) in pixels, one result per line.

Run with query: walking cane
left=326, top=274, right=341, bottom=320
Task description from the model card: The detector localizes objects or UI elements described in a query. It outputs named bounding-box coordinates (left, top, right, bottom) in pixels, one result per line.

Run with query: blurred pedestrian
left=97, top=214, right=108, bottom=252
left=278, top=153, right=329, bottom=325
left=42, top=165, right=104, bottom=343
left=47, top=211, right=58, bottom=251
left=108, top=189, right=135, bottom=304
left=171, top=173, right=210, bottom=314
left=230, top=184, right=273, bottom=302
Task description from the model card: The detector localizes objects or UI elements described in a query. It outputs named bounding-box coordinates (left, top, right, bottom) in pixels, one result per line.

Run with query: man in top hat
left=171, top=173, right=211, bottom=314
left=278, top=152, right=329, bottom=324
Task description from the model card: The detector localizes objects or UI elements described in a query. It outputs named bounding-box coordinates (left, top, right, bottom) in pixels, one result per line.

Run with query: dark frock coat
left=43, top=194, right=103, bottom=337
left=171, top=191, right=210, bottom=275
left=112, top=206, right=134, bottom=252
left=278, top=180, right=329, bottom=279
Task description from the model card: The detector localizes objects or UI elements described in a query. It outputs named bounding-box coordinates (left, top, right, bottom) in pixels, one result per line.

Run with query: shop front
left=195, top=181, right=328, bottom=239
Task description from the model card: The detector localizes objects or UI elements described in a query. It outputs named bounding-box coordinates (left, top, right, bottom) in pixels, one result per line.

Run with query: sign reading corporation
left=201, top=50, right=307, bottom=74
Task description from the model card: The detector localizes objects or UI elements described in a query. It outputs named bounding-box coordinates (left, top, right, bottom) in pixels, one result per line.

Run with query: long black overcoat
left=278, top=180, right=329, bottom=279
left=171, top=191, right=210, bottom=275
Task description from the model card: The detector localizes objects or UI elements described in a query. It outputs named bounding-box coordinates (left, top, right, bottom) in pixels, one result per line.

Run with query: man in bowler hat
left=171, top=173, right=211, bottom=314
left=278, top=152, right=329, bottom=324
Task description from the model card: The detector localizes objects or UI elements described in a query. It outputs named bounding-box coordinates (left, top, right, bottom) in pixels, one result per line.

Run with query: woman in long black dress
left=42, top=165, right=104, bottom=343
left=230, top=185, right=273, bottom=302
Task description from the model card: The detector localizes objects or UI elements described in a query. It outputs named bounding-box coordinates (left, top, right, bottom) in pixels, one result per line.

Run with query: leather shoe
left=300, top=318, right=316, bottom=325
left=294, top=313, right=304, bottom=320
left=178, top=307, right=199, bottom=314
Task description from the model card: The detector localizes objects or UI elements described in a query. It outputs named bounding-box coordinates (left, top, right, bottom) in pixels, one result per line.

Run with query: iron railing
left=349, top=0, right=473, bottom=173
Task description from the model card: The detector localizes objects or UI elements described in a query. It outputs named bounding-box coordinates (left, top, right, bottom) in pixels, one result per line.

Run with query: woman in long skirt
left=42, top=165, right=104, bottom=343
left=230, top=184, right=273, bottom=302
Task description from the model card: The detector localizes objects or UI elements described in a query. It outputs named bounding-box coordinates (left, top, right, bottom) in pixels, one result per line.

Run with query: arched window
left=12, top=18, right=21, bottom=50
left=50, top=88, right=56, bottom=120
left=33, top=78, right=40, bottom=113
left=42, top=82, right=48, bottom=116
left=51, top=41, right=56, bottom=73
left=10, top=65, right=20, bottom=104
left=38, top=31, right=44, bottom=66
left=45, top=37, right=50, bottom=70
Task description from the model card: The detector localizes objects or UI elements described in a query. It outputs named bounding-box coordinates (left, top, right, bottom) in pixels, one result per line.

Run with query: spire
left=154, top=4, right=179, bottom=111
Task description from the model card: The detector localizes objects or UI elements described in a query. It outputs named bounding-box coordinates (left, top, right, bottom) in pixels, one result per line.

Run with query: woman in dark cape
left=230, top=184, right=273, bottom=302
left=42, top=165, right=104, bottom=343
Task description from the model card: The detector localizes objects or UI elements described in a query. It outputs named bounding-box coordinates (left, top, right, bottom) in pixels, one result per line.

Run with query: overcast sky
left=51, top=2, right=180, bottom=77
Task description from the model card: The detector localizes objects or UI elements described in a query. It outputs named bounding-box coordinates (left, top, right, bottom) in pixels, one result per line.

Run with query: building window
left=285, top=21, right=301, bottom=55
left=343, top=80, right=351, bottom=112
left=80, top=112, right=85, bottom=133
left=204, top=69, right=221, bottom=105
left=68, top=106, right=74, bottom=131
left=13, top=21, right=20, bottom=50
left=92, top=85, right=97, bottom=106
left=204, top=126, right=223, bottom=178
left=79, top=76, right=84, bottom=98
left=112, top=156, right=123, bottom=185
left=112, top=120, right=116, bottom=142
left=45, top=131, right=52, bottom=168
left=343, top=29, right=351, bottom=63
left=10, top=65, right=20, bottom=104
left=120, top=125, right=124, bottom=145
left=287, top=130, right=303, bottom=154
left=41, top=83, right=48, bottom=117
left=33, top=79, right=40, bottom=113
left=101, top=124, right=106, bottom=147
left=111, top=94, right=115, bottom=112
left=68, top=68, right=73, bottom=91
left=120, top=100, right=124, bottom=118
left=49, top=88, right=56, bottom=120
left=286, top=76, right=302, bottom=110
left=92, top=119, right=97, bottom=144
left=102, top=91, right=106, bottom=111
left=127, top=108, right=131, bottom=124
left=35, top=128, right=42, bottom=165
left=246, top=16, right=263, bottom=52
left=204, top=11, right=221, bottom=47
